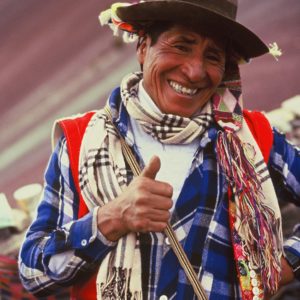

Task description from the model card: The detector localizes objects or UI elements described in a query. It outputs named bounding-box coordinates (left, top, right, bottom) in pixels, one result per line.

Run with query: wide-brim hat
left=115, top=0, right=269, bottom=59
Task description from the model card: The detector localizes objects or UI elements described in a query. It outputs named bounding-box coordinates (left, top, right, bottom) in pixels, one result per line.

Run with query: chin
left=168, top=107, right=195, bottom=118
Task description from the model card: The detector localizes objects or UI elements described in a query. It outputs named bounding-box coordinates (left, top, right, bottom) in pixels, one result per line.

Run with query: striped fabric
left=121, top=72, right=213, bottom=145
left=77, top=72, right=216, bottom=299
left=78, top=72, right=282, bottom=298
left=18, top=94, right=300, bottom=299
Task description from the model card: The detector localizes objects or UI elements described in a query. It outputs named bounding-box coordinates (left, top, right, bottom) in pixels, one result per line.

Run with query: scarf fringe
left=98, top=267, right=139, bottom=300
left=216, top=131, right=282, bottom=294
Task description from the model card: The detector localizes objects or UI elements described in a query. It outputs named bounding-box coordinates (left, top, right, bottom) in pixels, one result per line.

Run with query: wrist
left=280, top=256, right=295, bottom=287
left=97, top=202, right=128, bottom=242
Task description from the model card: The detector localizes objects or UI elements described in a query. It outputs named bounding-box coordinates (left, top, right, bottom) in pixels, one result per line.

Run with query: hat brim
left=117, top=1, right=269, bottom=59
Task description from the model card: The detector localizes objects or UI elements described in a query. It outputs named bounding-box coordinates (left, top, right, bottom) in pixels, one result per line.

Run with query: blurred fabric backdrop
left=0, top=0, right=300, bottom=203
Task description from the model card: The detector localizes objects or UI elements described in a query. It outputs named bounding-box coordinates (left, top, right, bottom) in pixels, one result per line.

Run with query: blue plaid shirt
left=19, top=95, right=300, bottom=299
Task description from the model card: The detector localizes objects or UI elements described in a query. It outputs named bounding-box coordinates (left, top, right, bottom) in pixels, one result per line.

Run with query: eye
left=174, top=44, right=189, bottom=52
left=206, top=51, right=226, bottom=66
left=206, top=53, right=222, bottom=62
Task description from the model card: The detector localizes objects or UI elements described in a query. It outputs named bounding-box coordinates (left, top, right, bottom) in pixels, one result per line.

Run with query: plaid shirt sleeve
left=269, top=128, right=300, bottom=279
left=19, top=136, right=116, bottom=296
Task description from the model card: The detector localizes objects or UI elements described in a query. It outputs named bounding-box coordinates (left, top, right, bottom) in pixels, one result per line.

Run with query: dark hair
left=136, top=21, right=173, bottom=49
left=136, top=20, right=229, bottom=46
left=145, top=22, right=173, bottom=45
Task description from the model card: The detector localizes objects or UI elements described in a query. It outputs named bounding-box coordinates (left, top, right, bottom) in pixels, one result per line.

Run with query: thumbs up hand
left=97, top=156, right=173, bottom=241
left=140, top=155, right=161, bottom=179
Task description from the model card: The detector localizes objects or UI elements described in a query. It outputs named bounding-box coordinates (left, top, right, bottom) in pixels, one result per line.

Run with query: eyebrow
left=175, top=35, right=225, bottom=52
left=176, top=35, right=197, bottom=44
left=206, top=45, right=225, bottom=55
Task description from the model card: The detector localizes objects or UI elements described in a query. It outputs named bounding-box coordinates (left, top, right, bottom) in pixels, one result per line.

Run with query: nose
left=182, top=56, right=207, bottom=83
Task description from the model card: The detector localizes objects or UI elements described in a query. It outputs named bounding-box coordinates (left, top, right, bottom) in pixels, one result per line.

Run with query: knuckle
left=169, top=185, right=173, bottom=195
left=160, top=211, right=170, bottom=221
left=131, top=178, right=145, bottom=191
left=136, top=176, right=148, bottom=186
left=165, top=184, right=173, bottom=196
left=135, top=194, right=148, bottom=206
left=134, top=184, right=144, bottom=195
left=166, top=210, right=171, bottom=220
left=166, top=199, right=173, bottom=209
left=136, top=206, right=147, bottom=217
left=133, top=219, right=148, bottom=232
left=129, top=188, right=147, bottom=203
left=162, top=222, right=168, bottom=229
left=132, top=220, right=142, bottom=231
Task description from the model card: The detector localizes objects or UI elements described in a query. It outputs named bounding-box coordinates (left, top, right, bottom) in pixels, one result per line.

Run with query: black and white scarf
left=121, top=72, right=213, bottom=144
left=78, top=72, right=282, bottom=299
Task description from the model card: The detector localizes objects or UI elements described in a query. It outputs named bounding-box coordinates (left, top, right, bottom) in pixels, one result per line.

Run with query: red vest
left=58, top=110, right=273, bottom=300
left=58, top=112, right=96, bottom=300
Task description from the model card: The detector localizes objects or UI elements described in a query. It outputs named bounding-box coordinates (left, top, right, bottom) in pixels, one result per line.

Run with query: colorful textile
left=78, top=71, right=213, bottom=299
left=121, top=72, right=213, bottom=144
left=76, top=70, right=282, bottom=298
left=99, top=2, right=142, bottom=43
left=213, top=66, right=283, bottom=297
left=19, top=95, right=300, bottom=299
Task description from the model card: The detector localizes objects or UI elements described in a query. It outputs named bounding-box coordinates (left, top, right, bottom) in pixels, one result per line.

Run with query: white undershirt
left=129, top=81, right=200, bottom=210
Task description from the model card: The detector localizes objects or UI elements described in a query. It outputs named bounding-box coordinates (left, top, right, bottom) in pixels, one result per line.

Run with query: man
left=19, top=1, right=300, bottom=299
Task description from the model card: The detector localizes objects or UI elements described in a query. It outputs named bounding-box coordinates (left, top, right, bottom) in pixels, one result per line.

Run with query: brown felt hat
left=116, top=0, right=269, bottom=59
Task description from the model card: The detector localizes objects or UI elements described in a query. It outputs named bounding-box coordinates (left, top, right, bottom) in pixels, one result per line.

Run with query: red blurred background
left=0, top=0, right=300, bottom=204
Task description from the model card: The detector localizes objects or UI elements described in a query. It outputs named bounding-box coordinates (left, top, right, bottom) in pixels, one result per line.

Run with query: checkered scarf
left=78, top=70, right=282, bottom=299
left=121, top=72, right=213, bottom=144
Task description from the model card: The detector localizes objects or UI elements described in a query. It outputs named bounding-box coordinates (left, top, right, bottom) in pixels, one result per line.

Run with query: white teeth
left=169, top=81, right=198, bottom=96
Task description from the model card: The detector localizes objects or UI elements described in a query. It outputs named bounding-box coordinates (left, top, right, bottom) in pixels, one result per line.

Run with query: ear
left=136, top=36, right=148, bottom=65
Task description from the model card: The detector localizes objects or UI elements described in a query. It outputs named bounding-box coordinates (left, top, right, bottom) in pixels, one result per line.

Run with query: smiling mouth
left=168, top=80, right=199, bottom=96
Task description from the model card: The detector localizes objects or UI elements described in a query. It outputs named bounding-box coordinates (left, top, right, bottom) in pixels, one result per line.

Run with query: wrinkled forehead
left=148, top=21, right=228, bottom=51
left=168, top=23, right=226, bottom=45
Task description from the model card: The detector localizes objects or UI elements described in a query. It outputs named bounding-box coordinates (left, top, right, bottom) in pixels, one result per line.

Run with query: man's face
left=137, top=25, right=226, bottom=117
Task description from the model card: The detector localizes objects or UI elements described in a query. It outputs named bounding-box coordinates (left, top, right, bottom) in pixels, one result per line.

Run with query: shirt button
left=165, top=237, right=170, bottom=245
left=159, top=295, right=168, bottom=300
left=81, top=239, right=87, bottom=247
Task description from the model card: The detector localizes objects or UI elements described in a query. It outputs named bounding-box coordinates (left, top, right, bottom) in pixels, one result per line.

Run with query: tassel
left=216, top=131, right=281, bottom=295
left=98, top=2, right=139, bottom=42
left=269, top=42, right=282, bottom=61
left=123, top=32, right=139, bottom=43
left=99, top=9, right=112, bottom=26
left=99, top=267, right=129, bottom=300
left=216, top=132, right=260, bottom=193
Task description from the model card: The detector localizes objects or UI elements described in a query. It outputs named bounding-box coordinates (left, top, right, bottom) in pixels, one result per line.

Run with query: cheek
left=144, top=60, right=164, bottom=92
left=210, top=67, right=225, bottom=87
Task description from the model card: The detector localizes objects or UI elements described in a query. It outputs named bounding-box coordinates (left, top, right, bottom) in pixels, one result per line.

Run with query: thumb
left=141, top=156, right=161, bottom=179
